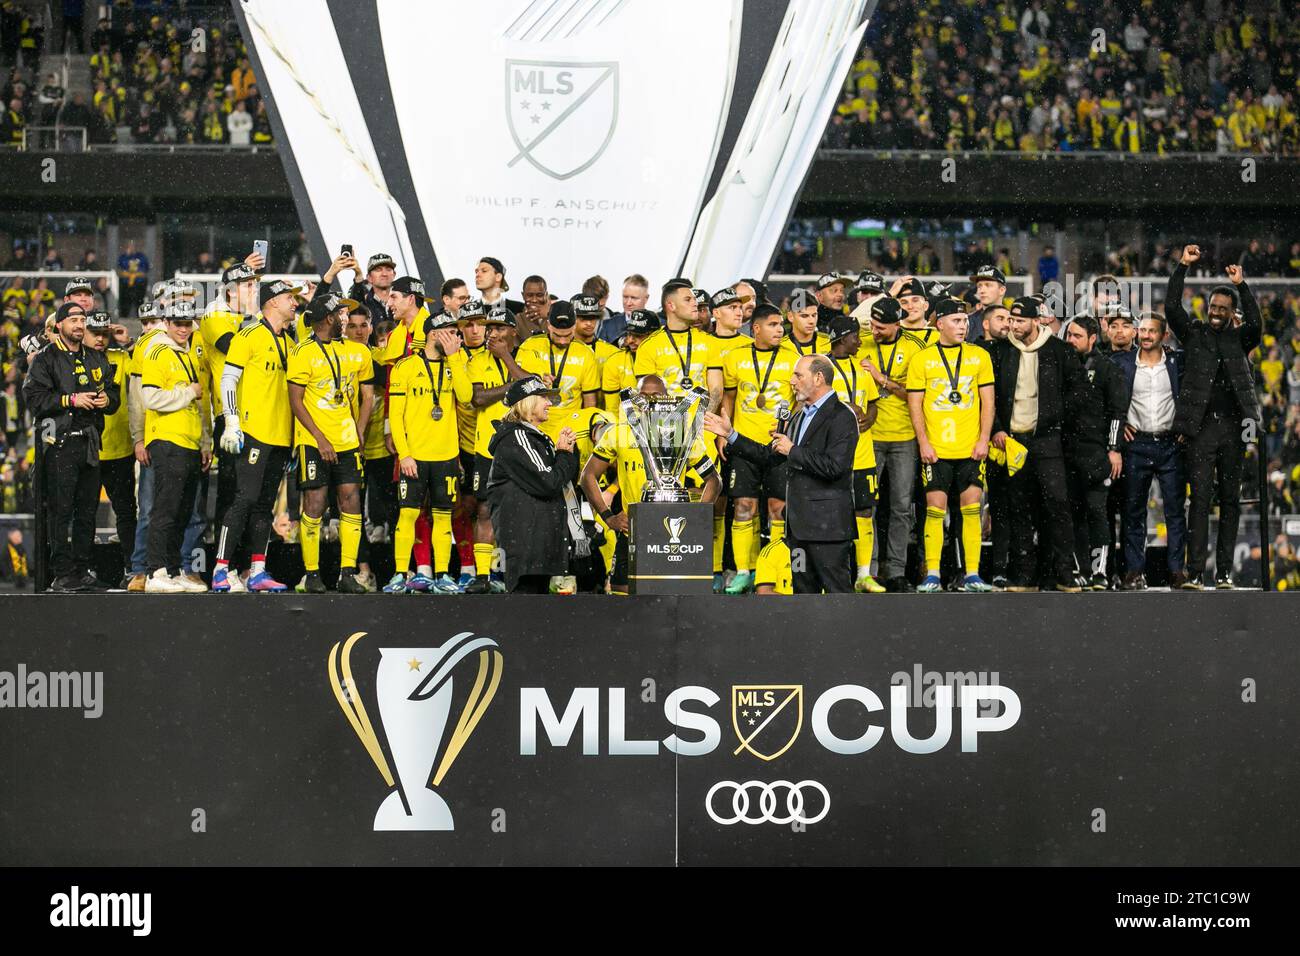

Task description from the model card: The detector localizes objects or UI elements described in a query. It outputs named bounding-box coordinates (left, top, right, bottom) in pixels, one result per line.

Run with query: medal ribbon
left=665, top=327, right=693, bottom=382
left=752, top=346, right=778, bottom=406
left=420, top=352, right=447, bottom=412
left=315, top=337, right=342, bottom=401
left=938, top=344, right=963, bottom=400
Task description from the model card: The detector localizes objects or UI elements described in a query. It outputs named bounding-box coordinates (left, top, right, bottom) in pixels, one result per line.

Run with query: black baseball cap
left=816, top=273, right=852, bottom=291
left=391, top=276, right=433, bottom=302
left=711, top=286, right=751, bottom=308
left=855, top=270, right=886, bottom=294
left=64, top=276, right=94, bottom=296
left=547, top=300, right=576, bottom=329
left=1008, top=296, right=1041, bottom=318
left=55, top=302, right=86, bottom=323
left=479, top=256, right=509, bottom=292
left=260, top=278, right=305, bottom=308
left=306, top=292, right=360, bottom=324
left=970, top=265, right=1007, bottom=285
left=222, top=261, right=259, bottom=284
left=425, top=311, right=458, bottom=334
left=571, top=294, right=603, bottom=318
left=1106, top=305, right=1136, bottom=324
left=828, top=314, right=860, bottom=343
left=869, top=297, right=904, bottom=324
left=932, top=297, right=968, bottom=320
left=367, top=252, right=396, bottom=271
left=624, top=309, right=660, bottom=334
left=691, top=288, right=711, bottom=309
left=456, top=298, right=487, bottom=322
left=896, top=277, right=928, bottom=299
left=503, top=375, right=559, bottom=408
left=84, top=311, right=112, bottom=331
left=485, top=303, right=516, bottom=327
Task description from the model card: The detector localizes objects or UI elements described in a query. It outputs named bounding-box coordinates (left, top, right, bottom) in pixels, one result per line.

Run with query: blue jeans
left=131, top=461, right=207, bottom=575
left=1124, top=435, right=1186, bottom=574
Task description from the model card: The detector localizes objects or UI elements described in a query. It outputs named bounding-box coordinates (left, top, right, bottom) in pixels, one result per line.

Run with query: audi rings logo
left=705, top=780, right=830, bottom=826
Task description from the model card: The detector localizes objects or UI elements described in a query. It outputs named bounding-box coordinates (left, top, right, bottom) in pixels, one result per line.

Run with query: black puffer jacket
left=1066, top=348, right=1131, bottom=483
left=1165, top=263, right=1262, bottom=436
left=486, top=419, right=578, bottom=590
left=986, top=331, right=1087, bottom=437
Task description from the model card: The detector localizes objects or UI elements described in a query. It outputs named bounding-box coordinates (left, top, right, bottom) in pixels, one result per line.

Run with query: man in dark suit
left=704, top=354, right=858, bottom=593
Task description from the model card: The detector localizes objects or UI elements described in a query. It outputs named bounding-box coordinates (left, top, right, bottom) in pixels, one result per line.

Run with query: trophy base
left=374, top=787, right=454, bottom=831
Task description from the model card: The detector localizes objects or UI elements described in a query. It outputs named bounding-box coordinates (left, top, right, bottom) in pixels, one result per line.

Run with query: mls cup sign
left=239, top=0, right=872, bottom=293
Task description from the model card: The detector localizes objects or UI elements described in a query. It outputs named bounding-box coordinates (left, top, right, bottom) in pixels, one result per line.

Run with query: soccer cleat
left=247, top=570, right=288, bottom=592
left=990, top=575, right=1009, bottom=591
left=382, top=573, right=410, bottom=593
left=713, top=572, right=726, bottom=594
left=916, top=574, right=943, bottom=593
left=854, top=571, right=886, bottom=593
left=176, top=572, right=208, bottom=593
left=549, top=575, right=575, bottom=595
left=337, top=571, right=368, bottom=594
left=300, top=572, right=327, bottom=594
left=961, top=574, right=994, bottom=593
left=144, top=569, right=185, bottom=593
left=405, top=573, right=435, bottom=592
left=465, top=575, right=491, bottom=594
left=431, top=574, right=462, bottom=594
left=1215, top=574, right=1235, bottom=590
left=1088, top=573, right=1109, bottom=591
left=211, top=566, right=236, bottom=592
left=725, top=570, right=753, bottom=595
left=456, top=571, right=475, bottom=591
left=488, top=576, right=507, bottom=594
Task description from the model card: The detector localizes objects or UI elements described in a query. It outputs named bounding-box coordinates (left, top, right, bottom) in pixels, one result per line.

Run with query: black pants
left=211, top=416, right=241, bottom=531
left=100, top=454, right=137, bottom=571
left=1008, top=433, right=1074, bottom=585
left=788, top=535, right=854, bottom=593
left=512, top=574, right=552, bottom=593
left=216, top=440, right=289, bottom=566
left=1067, top=461, right=1110, bottom=577
left=365, top=454, right=397, bottom=535
left=1105, top=475, right=1127, bottom=579
left=1186, top=413, right=1246, bottom=578
left=47, top=435, right=100, bottom=579
left=985, top=462, right=1011, bottom=579
left=146, top=440, right=201, bottom=575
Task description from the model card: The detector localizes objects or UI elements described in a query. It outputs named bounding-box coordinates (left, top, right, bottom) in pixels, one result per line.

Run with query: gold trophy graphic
left=328, top=631, right=503, bottom=831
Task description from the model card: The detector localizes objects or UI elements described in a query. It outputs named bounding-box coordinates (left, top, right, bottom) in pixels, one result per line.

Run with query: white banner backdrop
left=239, top=0, right=869, bottom=296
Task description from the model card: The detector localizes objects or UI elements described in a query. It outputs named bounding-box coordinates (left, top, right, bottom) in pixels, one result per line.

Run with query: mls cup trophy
left=328, top=631, right=503, bottom=831
left=620, top=386, right=711, bottom=503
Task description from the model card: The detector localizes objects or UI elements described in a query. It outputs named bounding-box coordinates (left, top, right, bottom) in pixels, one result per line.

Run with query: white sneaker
left=228, top=569, right=247, bottom=593
left=176, top=572, right=208, bottom=593
left=145, top=569, right=185, bottom=593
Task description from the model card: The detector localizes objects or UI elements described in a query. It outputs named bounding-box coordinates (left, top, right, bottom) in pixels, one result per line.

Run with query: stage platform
left=0, top=593, right=1293, bottom=866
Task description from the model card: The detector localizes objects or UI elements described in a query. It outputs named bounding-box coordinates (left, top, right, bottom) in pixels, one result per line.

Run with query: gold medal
left=756, top=394, right=767, bottom=409
left=332, top=390, right=344, bottom=405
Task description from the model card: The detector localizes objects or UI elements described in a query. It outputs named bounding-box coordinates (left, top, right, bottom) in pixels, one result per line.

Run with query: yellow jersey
left=868, top=331, right=925, bottom=441
left=601, top=349, right=637, bottom=414
left=467, top=348, right=511, bottom=458
left=198, top=307, right=245, bottom=415
left=379, top=308, right=430, bottom=365
left=632, top=327, right=718, bottom=397
left=129, top=326, right=165, bottom=380
left=225, top=317, right=295, bottom=447
left=723, top=344, right=798, bottom=445
left=388, top=350, right=473, bottom=461
left=456, top=343, right=488, bottom=454
left=361, top=349, right=388, bottom=460
left=591, top=406, right=715, bottom=506
left=709, top=331, right=752, bottom=368
left=101, top=348, right=132, bottom=460
left=514, top=334, right=601, bottom=438
left=579, top=336, right=620, bottom=376
left=755, top=539, right=793, bottom=594
left=905, top=342, right=995, bottom=459
left=286, top=336, right=374, bottom=451
left=781, top=331, right=831, bottom=358
left=552, top=404, right=613, bottom=474
left=827, top=349, right=880, bottom=470
left=902, top=325, right=938, bottom=347
left=141, top=338, right=206, bottom=451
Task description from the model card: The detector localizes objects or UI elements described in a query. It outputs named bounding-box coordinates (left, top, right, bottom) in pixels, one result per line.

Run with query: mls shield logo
left=664, top=515, right=686, bottom=545
left=732, top=684, right=803, bottom=761
left=505, top=59, right=619, bottom=180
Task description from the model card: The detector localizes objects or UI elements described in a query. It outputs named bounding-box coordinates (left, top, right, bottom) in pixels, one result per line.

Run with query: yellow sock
left=961, top=503, right=982, bottom=578
left=732, top=517, right=757, bottom=572
left=598, top=522, right=616, bottom=578
left=924, top=506, right=946, bottom=576
left=713, top=513, right=725, bottom=573
left=431, top=509, right=453, bottom=575
left=300, top=512, right=322, bottom=572
left=339, top=512, right=362, bottom=570
left=474, top=542, right=494, bottom=577
left=770, top=517, right=785, bottom=544
left=395, top=508, right=419, bottom=575
left=855, top=515, right=874, bottom=573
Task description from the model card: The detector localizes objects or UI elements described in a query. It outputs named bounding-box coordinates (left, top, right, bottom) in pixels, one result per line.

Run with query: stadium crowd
left=6, top=244, right=1300, bottom=594
left=2, top=3, right=270, bottom=147
left=826, top=0, right=1300, bottom=155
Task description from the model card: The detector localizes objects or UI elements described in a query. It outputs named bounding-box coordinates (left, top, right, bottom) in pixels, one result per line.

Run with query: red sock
left=412, top=513, right=432, bottom=569
left=452, top=513, right=474, bottom=570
